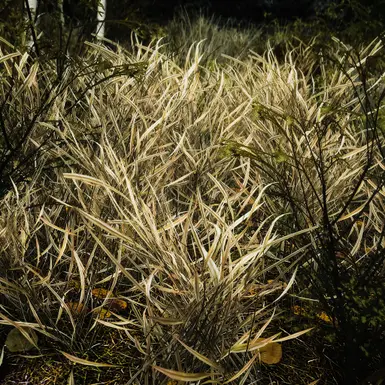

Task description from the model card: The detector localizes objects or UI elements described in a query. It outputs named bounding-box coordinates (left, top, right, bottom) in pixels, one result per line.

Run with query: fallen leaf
left=256, top=338, right=282, bottom=364
left=95, top=308, right=112, bottom=319
left=317, top=312, right=333, bottom=324
left=5, top=327, right=38, bottom=352
left=91, top=288, right=114, bottom=299
left=292, top=305, right=305, bottom=316
left=108, top=299, right=128, bottom=312
left=66, top=302, right=88, bottom=316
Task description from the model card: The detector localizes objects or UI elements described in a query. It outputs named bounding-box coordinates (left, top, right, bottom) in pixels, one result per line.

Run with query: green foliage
left=316, top=0, right=385, bottom=42
left=342, top=277, right=385, bottom=338
left=0, top=0, right=25, bottom=48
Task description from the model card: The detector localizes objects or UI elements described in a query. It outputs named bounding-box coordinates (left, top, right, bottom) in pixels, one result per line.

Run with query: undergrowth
left=0, top=14, right=385, bottom=385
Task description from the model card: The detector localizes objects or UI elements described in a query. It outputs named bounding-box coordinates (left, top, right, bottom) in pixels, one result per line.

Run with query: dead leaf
left=108, top=299, right=128, bottom=312
left=91, top=288, right=114, bottom=299
left=95, top=308, right=112, bottom=319
left=317, top=312, right=333, bottom=324
left=66, top=302, right=88, bottom=316
left=5, top=327, right=38, bottom=352
left=256, top=338, right=282, bottom=364
left=292, top=305, right=305, bottom=316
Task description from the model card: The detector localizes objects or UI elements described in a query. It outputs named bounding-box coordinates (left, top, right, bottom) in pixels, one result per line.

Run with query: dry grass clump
left=163, top=11, right=264, bottom=66
left=0, top=26, right=384, bottom=385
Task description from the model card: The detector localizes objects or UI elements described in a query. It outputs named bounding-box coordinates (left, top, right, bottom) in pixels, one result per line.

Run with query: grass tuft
left=1, top=18, right=385, bottom=385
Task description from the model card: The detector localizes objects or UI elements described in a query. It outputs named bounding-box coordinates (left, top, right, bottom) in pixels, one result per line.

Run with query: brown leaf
left=259, top=341, right=282, bottom=364
left=95, top=308, right=112, bottom=319
left=91, top=288, right=114, bottom=299
left=66, top=302, right=88, bottom=316
left=108, top=299, right=128, bottom=312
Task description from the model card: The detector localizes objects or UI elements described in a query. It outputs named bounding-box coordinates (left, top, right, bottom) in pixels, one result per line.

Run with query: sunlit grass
left=0, top=19, right=384, bottom=384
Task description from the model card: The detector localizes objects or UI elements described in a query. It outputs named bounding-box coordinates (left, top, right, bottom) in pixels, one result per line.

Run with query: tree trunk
left=57, top=0, right=65, bottom=30
left=96, top=0, right=107, bottom=39
left=25, top=0, right=38, bottom=48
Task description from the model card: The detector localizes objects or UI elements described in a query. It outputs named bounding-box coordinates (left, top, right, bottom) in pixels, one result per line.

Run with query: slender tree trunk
left=25, top=0, right=38, bottom=48
left=96, top=0, right=107, bottom=39
left=57, top=0, right=65, bottom=29
left=27, top=0, right=37, bottom=15
left=57, top=0, right=66, bottom=78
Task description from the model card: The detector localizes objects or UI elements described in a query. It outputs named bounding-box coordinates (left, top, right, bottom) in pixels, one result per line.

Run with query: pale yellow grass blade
left=61, top=351, right=120, bottom=367
left=77, top=209, right=134, bottom=246
left=0, top=345, right=5, bottom=367
left=223, top=352, right=259, bottom=384
left=152, top=366, right=214, bottom=381
left=67, top=368, right=75, bottom=385
left=54, top=226, right=69, bottom=267
left=229, top=333, right=280, bottom=354
left=0, top=52, right=20, bottom=65
left=273, top=327, right=314, bottom=343
left=176, top=337, right=221, bottom=370
left=150, top=317, right=184, bottom=326
left=273, top=266, right=297, bottom=303
left=250, top=309, right=276, bottom=343
left=337, top=202, right=367, bottom=222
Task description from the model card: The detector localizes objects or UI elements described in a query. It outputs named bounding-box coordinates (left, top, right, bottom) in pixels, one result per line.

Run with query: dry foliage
left=0, top=28, right=384, bottom=384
